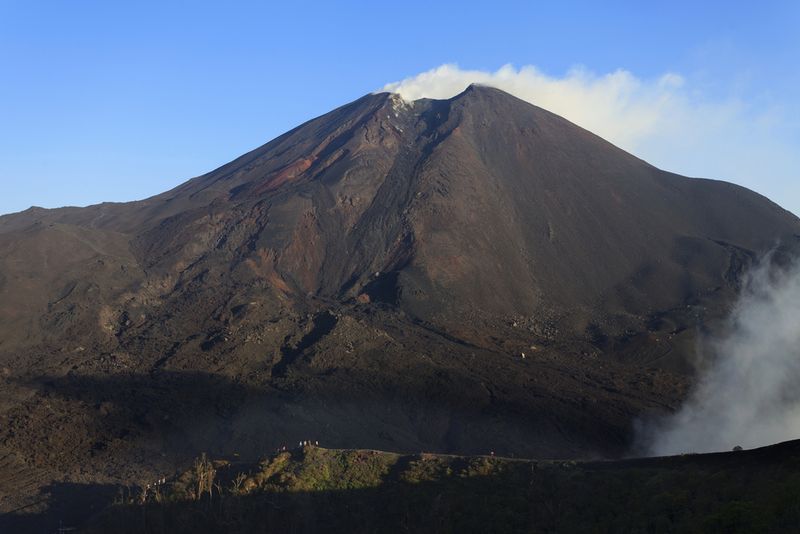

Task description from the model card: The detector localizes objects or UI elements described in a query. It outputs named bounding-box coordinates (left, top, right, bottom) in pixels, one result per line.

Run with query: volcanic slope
left=0, top=86, right=799, bottom=516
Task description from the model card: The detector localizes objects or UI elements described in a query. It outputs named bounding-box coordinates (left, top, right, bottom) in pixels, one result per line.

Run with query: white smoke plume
left=642, top=255, right=800, bottom=456
left=383, top=63, right=685, bottom=152
left=381, top=64, right=800, bottom=217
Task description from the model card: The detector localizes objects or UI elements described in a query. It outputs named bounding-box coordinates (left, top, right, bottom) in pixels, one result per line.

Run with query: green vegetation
left=86, top=444, right=800, bottom=533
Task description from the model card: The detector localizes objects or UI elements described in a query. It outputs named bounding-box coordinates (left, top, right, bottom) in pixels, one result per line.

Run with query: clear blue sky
left=1, top=1, right=798, bottom=215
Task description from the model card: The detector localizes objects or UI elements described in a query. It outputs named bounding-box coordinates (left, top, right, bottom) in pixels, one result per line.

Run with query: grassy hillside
left=82, top=442, right=800, bottom=533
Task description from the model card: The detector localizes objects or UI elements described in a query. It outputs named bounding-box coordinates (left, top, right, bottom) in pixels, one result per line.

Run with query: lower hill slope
left=4, top=441, right=800, bottom=533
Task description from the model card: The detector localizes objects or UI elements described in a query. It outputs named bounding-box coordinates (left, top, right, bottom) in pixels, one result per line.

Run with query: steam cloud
left=382, top=64, right=800, bottom=217
left=383, top=64, right=685, bottom=152
left=641, top=255, right=800, bottom=456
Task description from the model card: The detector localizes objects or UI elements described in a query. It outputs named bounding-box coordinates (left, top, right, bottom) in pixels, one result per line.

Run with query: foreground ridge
left=64, top=440, right=800, bottom=533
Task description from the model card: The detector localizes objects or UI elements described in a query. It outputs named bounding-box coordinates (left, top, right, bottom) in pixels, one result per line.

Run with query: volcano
left=1, top=86, right=798, bottom=519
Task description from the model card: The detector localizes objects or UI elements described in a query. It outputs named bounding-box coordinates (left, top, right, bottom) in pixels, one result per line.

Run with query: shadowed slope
left=6, top=441, right=800, bottom=533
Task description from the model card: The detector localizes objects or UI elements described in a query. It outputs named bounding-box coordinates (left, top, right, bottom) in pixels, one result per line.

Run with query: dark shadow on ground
left=11, top=366, right=630, bottom=466
left=0, top=367, right=682, bottom=533
left=0, top=481, right=119, bottom=534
